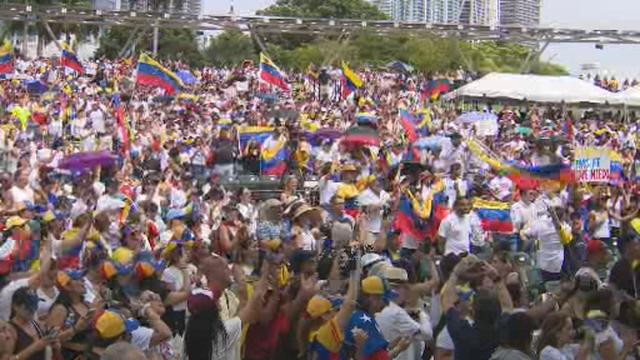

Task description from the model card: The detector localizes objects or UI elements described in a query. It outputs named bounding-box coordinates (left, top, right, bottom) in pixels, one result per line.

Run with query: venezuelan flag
left=467, top=139, right=575, bottom=183
left=341, top=61, right=362, bottom=98
left=238, top=126, right=274, bottom=149
left=60, top=43, right=84, bottom=74
left=0, top=40, right=13, bottom=74
left=609, top=150, right=623, bottom=184
left=260, top=137, right=288, bottom=176
left=472, top=198, right=513, bottom=234
left=427, top=183, right=449, bottom=240
left=136, top=53, right=183, bottom=95
left=355, top=112, right=377, bottom=127
left=399, top=109, right=418, bottom=143
left=395, top=194, right=429, bottom=240
left=259, top=53, right=289, bottom=91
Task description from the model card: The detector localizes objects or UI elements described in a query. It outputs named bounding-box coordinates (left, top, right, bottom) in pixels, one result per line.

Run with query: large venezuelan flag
left=238, top=126, right=274, bottom=149
left=260, top=136, right=288, bottom=176
left=341, top=61, right=363, bottom=98
left=472, top=198, right=513, bottom=234
left=259, top=53, right=289, bottom=91
left=399, top=109, right=418, bottom=143
left=60, top=43, right=84, bottom=74
left=0, top=40, right=13, bottom=74
left=136, top=53, right=183, bottom=95
left=395, top=195, right=429, bottom=240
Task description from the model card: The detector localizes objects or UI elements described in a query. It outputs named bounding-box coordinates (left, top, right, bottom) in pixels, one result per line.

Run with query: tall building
left=458, top=0, right=500, bottom=25
left=499, top=0, right=540, bottom=26
left=370, top=0, right=426, bottom=22
left=119, top=0, right=201, bottom=14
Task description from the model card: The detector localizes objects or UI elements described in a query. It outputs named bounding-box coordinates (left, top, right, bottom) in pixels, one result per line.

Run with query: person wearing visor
left=377, top=266, right=432, bottom=360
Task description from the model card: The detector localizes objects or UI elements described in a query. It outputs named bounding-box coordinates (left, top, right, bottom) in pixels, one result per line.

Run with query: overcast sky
left=205, top=0, right=640, bottom=79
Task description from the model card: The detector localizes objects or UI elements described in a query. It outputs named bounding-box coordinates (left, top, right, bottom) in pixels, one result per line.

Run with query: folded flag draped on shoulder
left=136, top=53, right=183, bottom=95
left=0, top=40, right=13, bottom=74
left=260, top=136, right=288, bottom=176
left=394, top=181, right=447, bottom=242
left=472, top=198, right=513, bottom=233
left=259, top=53, right=289, bottom=91
left=399, top=109, right=419, bottom=143
left=112, top=89, right=131, bottom=154
left=341, top=61, right=363, bottom=98
left=60, top=43, right=84, bottom=74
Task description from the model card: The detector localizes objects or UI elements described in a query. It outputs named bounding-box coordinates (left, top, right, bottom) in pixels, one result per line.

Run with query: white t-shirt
left=511, top=200, right=536, bottom=230
left=524, top=216, right=569, bottom=274
left=211, top=317, right=242, bottom=360
left=489, top=176, right=514, bottom=201
left=0, top=278, right=30, bottom=321
left=443, top=178, right=468, bottom=209
left=319, top=178, right=339, bottom=206
left=89, top=109, right=106, bottom=133
left=539, top=346, right=570, bottom=360
left=10, top=185, right=35, bottom=205
left=36, top=287, right=59, bottom=320
left=357, top=188, right=389, bottom=233
left=161, top=266, right=188, bottom=311
left=438, top=212, right=484, bottom=255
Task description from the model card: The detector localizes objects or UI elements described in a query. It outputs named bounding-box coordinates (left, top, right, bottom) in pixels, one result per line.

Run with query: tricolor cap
left=94, top=310, right=139, bottom=340
left=99, top=260, right=119, bottom=281
left=56, top=269, right=85, bottom=288
left=134, top=261, right=157, bottom=280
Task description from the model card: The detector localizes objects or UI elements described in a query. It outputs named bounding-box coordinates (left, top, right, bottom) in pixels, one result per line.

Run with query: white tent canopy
left=445, top=72, right=617, bottom=104
left=615, top=86, right=640, bottom=107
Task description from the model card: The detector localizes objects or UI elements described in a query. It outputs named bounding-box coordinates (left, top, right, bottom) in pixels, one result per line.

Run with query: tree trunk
left=37, top=33, right=44, bottom=58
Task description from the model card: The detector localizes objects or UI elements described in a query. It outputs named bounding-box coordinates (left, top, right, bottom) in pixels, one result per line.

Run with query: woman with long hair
left=46, top=270, right=94, bottom=359
left=536, top=312, right=588, bottom=360
left=183, top=255, right=267, bottom=360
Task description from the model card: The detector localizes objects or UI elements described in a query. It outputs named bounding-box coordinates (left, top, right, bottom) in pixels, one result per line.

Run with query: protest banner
left=573, top=147, right=611, bottom=183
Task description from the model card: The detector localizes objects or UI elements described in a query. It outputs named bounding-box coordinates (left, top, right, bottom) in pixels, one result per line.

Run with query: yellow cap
left=5, top=216, right=27, bottom=230
left=361, top=276, right=385, bottom=295
left=306, top=295, right=332, bottom=319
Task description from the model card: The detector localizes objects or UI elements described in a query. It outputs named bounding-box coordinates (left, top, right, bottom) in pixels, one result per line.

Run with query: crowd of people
left=0, top=53, right=637, bottom=360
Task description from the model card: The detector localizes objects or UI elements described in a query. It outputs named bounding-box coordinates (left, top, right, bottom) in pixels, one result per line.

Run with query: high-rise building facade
left=499, top=0, right=540, bottom=26
left=371, top=0, right=536, bottom=26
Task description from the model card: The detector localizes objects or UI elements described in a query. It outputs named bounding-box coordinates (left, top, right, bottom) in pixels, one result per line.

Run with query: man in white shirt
left=488, top=170, right=514, bottom=202
left=443, top=163, right=468, bottom=209
left=10, top=171, right=35, bottom=206
left=377, top=267, right=432, bottom=360
left=511, top=189, right=537, bottom=251
left=88, top=102, right=106, bottom=134
left=437, top=198, right=486, bottom=256
left=357, top=179, right=390, bottom=246
left=521, top=204, right=570, bottom=283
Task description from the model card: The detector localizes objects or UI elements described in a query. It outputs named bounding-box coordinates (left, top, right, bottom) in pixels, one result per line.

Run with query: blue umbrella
left=24, top=80, right=48, bottom=94
left=414, top=136, right=448, bottom=151
left=176, top=70, right=197, bottom=85
left=457, top=111, right=497, bottom=123
left=386, top=61, right=414, bottom=73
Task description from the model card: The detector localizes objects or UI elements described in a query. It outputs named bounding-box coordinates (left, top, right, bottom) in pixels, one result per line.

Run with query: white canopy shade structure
left=444, top=72, right=617, bottom=105
left=615, top=86, right=640, bottom=107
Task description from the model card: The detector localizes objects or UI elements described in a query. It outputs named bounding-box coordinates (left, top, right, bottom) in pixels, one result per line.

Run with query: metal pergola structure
left=1, top=3, right=640, bottom=44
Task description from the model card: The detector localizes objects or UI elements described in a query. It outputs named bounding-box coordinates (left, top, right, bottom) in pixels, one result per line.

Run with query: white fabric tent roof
left=445, top=72, right=617, bottom=104
left=615, top=86, right=640, bottom=107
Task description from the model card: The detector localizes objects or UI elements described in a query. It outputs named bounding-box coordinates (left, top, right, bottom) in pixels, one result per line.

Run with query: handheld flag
left=341, top=61, right=362, bottom=98
left=472, top=198, right=514, bottom=233
left=135, top=53, right=183, bottom=95
left=259, top=53, right=289, bottom=91
left=0, top=40, right=13, bottom=75
left=260, top=135, right=288, bottom=176
left=399, top=109, right=418, bottom=143
left=60, top=43, right=84, bottom=74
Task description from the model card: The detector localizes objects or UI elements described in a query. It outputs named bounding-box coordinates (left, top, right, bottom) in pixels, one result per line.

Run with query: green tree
left=206, top=30, right=256, bottom=67
left=95, top=28, right=206, bottom=67
left=257, top=0, right=387, bottom=19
